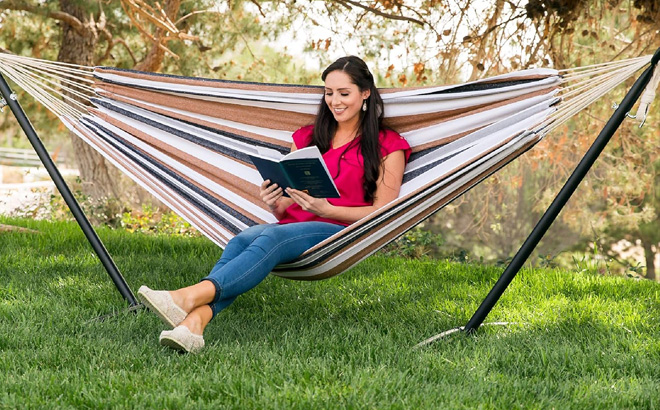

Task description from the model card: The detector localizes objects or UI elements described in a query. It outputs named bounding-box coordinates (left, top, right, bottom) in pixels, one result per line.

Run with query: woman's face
left=324, top=70, right=370, bottom=127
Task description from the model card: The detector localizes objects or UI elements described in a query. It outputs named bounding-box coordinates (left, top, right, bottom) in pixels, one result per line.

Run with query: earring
left=362, top=100, right=367, bottom=112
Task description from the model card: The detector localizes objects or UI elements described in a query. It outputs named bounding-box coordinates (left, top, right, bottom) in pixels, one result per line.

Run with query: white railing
left=0, top=147, right=68, bottom=167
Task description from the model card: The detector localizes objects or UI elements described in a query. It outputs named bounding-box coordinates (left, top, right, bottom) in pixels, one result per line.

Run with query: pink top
left=278, top=125, right=411, bottom=226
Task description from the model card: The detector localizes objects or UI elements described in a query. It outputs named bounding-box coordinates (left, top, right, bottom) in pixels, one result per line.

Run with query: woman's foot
left=137, top=286, right=188, bottom=328
left=159, top=325, right=205, bottom=353
left=159, top=307, right=211, bottom=353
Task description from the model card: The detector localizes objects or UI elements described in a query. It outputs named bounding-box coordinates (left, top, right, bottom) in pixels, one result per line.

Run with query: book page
left=281, top=146, right=322, bottom=161
left=254, top=146, right=285, bottom=160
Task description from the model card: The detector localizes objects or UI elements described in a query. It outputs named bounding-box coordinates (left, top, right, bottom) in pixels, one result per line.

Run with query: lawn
left=1, top=216, right=659, bottom=409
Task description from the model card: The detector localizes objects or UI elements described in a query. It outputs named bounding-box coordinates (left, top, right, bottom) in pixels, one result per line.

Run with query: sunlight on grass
left=1, top=216, right=659, bottom=408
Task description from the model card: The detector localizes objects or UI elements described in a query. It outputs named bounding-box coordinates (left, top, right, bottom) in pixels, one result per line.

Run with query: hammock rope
left=633, top=63, right=660, bottom=125
left=557, top=55, right=651, bottom=74
left=539, top=56, right=652, bottom=135
left=0, top=52, right=654, bottom=280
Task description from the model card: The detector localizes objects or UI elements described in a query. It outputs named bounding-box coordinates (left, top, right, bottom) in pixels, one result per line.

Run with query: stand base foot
left=414, top=321, right=520, bottom=348
left=88, top=303, right=145, bottom=323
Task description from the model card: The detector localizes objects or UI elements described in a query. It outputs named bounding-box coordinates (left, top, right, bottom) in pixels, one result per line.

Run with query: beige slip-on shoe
left=159, top=325, right=205, bottom=353
left=137, top=285, right=187, bottom=329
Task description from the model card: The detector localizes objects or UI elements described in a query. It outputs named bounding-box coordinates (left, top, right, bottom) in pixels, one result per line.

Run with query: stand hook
left=0, top=92, right=16, bottom=113
left=611, top=102, right=637, bottom=118
left=611, top=102, right=639, bottom=120
left=612, top=102, right=648, bottom=128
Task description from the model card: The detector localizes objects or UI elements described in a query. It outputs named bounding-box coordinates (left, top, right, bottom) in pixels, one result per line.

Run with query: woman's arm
left=286, top=149, right=407, bottom=224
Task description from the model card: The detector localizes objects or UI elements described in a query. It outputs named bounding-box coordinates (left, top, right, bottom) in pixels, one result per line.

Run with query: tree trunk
left=641, top=237, right=657, bottom=281
left=57, top=0, right=121, bottom=199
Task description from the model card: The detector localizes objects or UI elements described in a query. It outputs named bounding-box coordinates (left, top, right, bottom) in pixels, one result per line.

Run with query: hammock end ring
left=638, top=117, right=646, bottom=128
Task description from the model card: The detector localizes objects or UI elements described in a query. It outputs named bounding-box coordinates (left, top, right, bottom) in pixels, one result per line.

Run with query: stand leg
left=0, top=74, right=138, bottom=306
left=463, top=48, right=660, bottom=334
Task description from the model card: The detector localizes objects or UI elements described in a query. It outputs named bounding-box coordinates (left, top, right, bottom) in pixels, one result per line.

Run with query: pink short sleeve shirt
left=278, top=125, right=411, bottom=226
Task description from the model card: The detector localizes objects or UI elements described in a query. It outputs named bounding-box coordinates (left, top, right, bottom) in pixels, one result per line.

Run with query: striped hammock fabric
left=0, top=53, right=654, bottom=280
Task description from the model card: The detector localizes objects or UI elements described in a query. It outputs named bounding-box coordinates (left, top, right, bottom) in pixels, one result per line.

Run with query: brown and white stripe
left=66, top=67, right=562, bottom=279
left=1, top=53, right=652, bottom=280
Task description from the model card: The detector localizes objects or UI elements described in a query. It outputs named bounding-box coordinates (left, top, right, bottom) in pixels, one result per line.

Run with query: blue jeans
left=202, top=222, right=344, bottom=318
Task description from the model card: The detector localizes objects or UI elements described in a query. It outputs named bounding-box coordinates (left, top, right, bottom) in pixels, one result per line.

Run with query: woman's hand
left=260, top=180, right=283, bottom=210
left=286, top=188, right=333, bottom=218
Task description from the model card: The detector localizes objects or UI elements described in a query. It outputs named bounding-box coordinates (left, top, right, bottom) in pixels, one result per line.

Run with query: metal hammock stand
left=0, top=47, right=658, bottom=336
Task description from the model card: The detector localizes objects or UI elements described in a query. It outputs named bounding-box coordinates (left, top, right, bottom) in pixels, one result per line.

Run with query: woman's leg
left=178, top=305, right=213, bottom=335
left=169, top=224, right=273, bottom=312
left=203, top=222, right=344, bottom=317
left=171, top=221, right=341, bottom=336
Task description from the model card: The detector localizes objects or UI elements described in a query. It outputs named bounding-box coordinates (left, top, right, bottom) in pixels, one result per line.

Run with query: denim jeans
left=202, top=222, right=344, bottom=318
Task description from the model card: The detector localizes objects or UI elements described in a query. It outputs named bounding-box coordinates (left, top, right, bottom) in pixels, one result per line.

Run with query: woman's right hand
left=260, top=180, right=284, bottom=210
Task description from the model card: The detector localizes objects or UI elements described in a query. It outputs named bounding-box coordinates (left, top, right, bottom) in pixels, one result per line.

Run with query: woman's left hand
left=286, top=188, right=333, bottom=218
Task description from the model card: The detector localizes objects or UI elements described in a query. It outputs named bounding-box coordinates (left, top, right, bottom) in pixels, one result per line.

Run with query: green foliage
left=381, top=225, right=445, bottom=259
left=0, top=7, right=61, bottom=60
left=5, top=179, right=127, bottom=227
left=164, top=2, right=303, bottom=82
left=49, top=192, right=126, bottom=228
left=1, top=217, right=660, bottom=408
left=120, top=205, right=199, bottom=237
left=0, top=7, right=68, bottom=149
left=426, top=2, right=660, bottom=278
left=8, top=177, right=199, bottom=237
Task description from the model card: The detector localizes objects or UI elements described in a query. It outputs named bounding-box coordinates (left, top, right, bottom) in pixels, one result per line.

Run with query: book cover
left=248, top=146, right=340, bottom=198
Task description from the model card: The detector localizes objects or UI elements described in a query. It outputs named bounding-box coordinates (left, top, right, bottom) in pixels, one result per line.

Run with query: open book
left=248, top=146, right=340, bottom=198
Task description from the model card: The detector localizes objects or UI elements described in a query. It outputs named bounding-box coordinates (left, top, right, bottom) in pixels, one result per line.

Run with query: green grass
left=1, top=216, right=659, bottom=409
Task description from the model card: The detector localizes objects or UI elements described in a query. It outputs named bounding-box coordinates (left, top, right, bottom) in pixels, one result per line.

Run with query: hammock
left=0, top=53, right=656, bottom=282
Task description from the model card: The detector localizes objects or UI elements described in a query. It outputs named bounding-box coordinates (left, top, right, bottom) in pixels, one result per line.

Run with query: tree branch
left=1, top=0, right=85, bottom=35
left=174, top=9, right=212, bottom=25
left=399, top=4, right=440, bottom=37
left=481, top=11, right=526, bottom=38
left=331, top=0, right=425, bottom=27
left=612, top=27, right=655, bottom=61
left=248, top=0, right=266, bottom=19
left=228, top=10, right=256, bottom=59
left=98, top=26, right=138, bottom=66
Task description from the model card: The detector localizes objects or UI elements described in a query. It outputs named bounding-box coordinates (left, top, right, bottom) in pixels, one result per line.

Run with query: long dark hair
left=311, top=56, right=384, bottom=203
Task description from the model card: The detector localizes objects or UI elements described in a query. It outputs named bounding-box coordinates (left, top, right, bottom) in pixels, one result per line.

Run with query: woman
left=138, top=56, right=411, bottom=353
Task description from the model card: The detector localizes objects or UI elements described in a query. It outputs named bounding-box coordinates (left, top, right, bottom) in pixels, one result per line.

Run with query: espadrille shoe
left=159, top=325, right=205, bottom=353
left=137, top=285, right=187, bottom=328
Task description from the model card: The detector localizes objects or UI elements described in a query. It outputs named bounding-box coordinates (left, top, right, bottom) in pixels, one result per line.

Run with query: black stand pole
left=463, top=48, right=660, bottom=334
left=0, top=73, right=138, bottom=307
